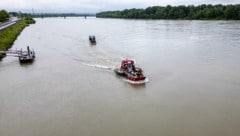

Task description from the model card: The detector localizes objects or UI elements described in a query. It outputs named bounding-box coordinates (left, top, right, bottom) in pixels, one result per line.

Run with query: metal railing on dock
left=0, top=49, right=24, bottom=57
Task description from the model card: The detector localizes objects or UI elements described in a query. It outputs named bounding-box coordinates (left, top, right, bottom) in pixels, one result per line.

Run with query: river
left=0, top=17, right=240, bottom=136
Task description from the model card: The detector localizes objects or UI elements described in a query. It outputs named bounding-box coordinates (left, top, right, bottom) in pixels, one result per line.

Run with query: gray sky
left=0, top=0, right=239, bottom=13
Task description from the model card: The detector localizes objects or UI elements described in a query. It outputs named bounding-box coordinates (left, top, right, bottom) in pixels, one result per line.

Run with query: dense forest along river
left=0, top=17, right=240, bottom=136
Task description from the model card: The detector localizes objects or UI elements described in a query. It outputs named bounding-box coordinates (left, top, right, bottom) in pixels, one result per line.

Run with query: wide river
left=0, top=17, right=240, bottom=136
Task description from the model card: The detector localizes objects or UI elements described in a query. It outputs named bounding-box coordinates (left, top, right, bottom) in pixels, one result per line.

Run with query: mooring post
left=27, top=46, right=30, bottom=55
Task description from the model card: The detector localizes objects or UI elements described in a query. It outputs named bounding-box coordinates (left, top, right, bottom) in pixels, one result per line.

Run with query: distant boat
left=89, top=35, right=96, bottom=45
left=18, top=46, right=35, bottom=63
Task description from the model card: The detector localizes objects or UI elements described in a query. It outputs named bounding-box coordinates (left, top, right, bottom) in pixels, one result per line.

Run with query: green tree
left=0, top=10, right=9, bottom=22
left=225, top=5, right=238, bottom=19
left=96, top=4, right=240, bottom=20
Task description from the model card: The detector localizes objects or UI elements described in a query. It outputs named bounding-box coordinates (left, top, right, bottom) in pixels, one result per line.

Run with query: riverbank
left=0, top=17, right=35, bottom=52
left=96, top=4, right=240, bottom=20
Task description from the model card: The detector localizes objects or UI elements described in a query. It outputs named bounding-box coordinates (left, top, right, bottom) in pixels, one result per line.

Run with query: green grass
left=0, top=18, right=35, bottom=51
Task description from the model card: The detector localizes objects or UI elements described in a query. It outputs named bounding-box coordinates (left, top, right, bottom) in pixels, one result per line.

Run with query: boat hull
left=114, top=68, right=146, bottom=82
left=19, top=55, right=35, bottom=63
left=124, top=77, right=149, bottom=84
left=125, top=73, right=146, bottom=81
left=90, top=41, right=96, bottom=45
left=19, top=58, right=34, bottom=63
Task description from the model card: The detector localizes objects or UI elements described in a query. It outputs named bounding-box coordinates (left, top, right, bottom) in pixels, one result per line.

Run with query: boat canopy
left=121, top=59, right=134, bottom=65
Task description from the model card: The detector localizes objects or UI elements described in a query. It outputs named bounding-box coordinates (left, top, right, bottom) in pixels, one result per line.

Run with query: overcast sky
left=0, top=0, right=239, bottom=13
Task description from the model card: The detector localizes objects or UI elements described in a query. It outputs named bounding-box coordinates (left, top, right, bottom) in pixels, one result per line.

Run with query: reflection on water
left=0, top=17, right=240, bottom=136
left=19, top=61, right=35, bottom=67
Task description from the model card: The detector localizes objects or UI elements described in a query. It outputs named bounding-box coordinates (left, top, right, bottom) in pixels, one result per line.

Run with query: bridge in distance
left=30, top=13, right=96, bottom=18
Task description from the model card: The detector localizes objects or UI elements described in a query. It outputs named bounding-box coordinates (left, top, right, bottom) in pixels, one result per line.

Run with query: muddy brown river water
left=0, top=17, right=240, bottom=136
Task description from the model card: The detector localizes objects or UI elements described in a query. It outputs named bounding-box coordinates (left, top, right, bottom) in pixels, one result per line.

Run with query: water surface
left=0, top=17, right=240, bottom=136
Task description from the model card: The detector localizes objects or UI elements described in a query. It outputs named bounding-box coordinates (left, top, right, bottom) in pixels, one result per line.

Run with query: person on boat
left=132, top=65, right=136, bottom=72
left=127, top=65, right=132, bottom=72
left=133, top=71, right=138, bottom=77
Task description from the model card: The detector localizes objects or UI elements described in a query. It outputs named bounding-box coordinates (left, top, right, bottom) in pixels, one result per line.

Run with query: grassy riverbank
left=0, top=17, right=35, bottom=51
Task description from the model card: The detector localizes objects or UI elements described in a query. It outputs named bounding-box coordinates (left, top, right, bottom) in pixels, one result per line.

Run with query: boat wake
left=123, top=77, right=149, bottom=84
left=81, top=62, right=150, bottom=84
left=82, top=62, right=115, bottom=71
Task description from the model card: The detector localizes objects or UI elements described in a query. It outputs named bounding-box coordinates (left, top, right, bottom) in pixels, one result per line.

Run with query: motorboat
left=89, top=35, right=96, bottom=44
left=114, top=59, right=147, bottom=84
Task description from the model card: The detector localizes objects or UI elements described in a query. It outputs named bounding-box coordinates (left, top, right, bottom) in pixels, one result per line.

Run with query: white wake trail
left=82, top=62, right=116, bottom=71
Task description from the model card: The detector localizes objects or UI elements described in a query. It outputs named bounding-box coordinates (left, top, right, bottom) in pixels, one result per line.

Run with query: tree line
left=96, top=4, right=240, bottom=20
left=0, top=10, right=10, bottom=22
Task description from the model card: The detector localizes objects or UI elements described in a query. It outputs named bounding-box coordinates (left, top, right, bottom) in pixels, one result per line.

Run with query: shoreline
left=0, top=18, right=35, bottom=58
left=96, top=4, right=240, bottom=20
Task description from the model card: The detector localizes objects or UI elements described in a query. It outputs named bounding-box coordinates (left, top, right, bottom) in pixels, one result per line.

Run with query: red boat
left=114, top=59, right=147, bottom=83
